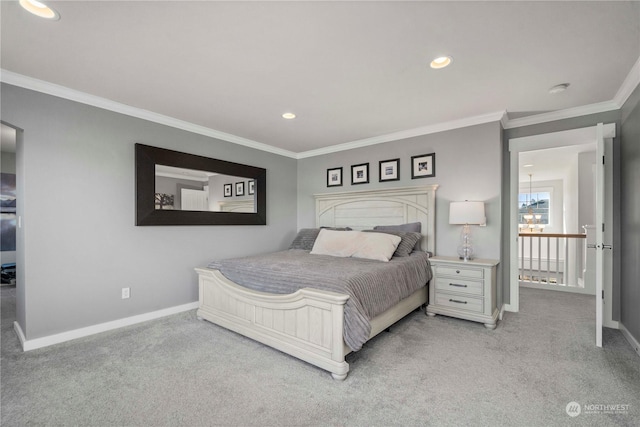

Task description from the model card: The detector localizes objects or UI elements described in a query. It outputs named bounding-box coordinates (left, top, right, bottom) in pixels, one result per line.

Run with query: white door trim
left=506, top=124, right=616, bottom=314
left=595, top=123, right=604, bottom=347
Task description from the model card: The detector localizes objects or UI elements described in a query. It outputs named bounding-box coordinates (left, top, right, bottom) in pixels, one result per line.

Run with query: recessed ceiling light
left=430, top=56, right=452, bottom=69
left=19, top=0, right=60, bottom=20
left=549, top=83, right=570, bottom=94
left=282, top=113, right=296, bottom=120
left=523, top=164, right=534, bottom=168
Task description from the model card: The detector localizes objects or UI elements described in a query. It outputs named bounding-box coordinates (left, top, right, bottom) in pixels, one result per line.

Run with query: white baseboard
left=604, top=319, right=620, bottom=329
left=13, top=320, right=27, bottom=349
left=14, top=302, right=199, bottom=352
left=619, top=323, right=640, bottom=358
left=519, top=281, right=595, bottom=295
left=504, top=303, right=517, bottom=313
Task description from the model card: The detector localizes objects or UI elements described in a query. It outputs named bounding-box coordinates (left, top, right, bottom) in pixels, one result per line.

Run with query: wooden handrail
left=519, top=233, right=586, bottom=239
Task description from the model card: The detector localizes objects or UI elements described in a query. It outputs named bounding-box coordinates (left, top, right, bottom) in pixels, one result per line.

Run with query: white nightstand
left=426, top=256, right=499, bottom=329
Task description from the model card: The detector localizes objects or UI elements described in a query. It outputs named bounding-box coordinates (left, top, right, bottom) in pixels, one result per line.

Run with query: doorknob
left=603, top=245, right=613, bottom=250
left=587, top=244, right=597, bottom=249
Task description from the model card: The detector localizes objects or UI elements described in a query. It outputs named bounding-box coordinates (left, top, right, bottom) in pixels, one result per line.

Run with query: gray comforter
left=208, top=249, right=432, bottom=351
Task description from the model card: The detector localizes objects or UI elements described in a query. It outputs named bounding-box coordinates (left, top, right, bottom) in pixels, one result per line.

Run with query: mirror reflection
left=155, top=165, right=256, bottom=213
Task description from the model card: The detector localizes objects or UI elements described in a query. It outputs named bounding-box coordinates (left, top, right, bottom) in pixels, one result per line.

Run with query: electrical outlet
left=121, top=287, right=130, bottom=299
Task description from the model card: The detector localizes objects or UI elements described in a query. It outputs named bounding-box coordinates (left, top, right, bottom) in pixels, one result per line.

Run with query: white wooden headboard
left=314, top=185, right=438, bottom=254
left=218, top=200, right=255, bottom=212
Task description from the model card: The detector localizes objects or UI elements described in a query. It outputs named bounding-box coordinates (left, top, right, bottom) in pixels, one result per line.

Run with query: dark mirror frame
left=135, top=143, right=266, bottom=226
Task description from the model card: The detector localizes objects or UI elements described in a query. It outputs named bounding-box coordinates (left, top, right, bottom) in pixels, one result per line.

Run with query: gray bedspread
left=207, top=249, right=432, bottom=351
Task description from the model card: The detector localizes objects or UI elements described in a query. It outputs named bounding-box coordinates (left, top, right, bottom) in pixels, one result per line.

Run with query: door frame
left=506, top=124, right=616, bottom=314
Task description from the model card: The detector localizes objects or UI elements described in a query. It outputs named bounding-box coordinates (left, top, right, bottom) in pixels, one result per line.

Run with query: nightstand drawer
left=434, top=277, right=484, bottom=296
left=435, top=265, right=484, bottom=279
left=434, top=293, right=483, bottom=313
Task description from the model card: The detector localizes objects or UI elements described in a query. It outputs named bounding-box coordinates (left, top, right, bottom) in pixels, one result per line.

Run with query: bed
left=195, top=185, right=438, bottom=380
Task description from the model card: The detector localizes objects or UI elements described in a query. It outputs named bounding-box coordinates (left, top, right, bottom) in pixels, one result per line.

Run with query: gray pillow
left=289, top=228, right=321, bottom=250
left=373, top=222, right=421, bottom=233
left=363, top=230, right=422, bottom=257
left=289, top=227, right=352, bottom=250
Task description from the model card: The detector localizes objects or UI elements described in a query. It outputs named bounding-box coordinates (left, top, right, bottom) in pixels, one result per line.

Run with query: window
left=518, top=188, right=551, bottom=225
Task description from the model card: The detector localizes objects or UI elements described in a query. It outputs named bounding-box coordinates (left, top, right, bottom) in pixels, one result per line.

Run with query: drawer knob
left=456, top=270, right=460, bottom=274
left=449, top=299, right=467, bottom=304
left=449, top=283, right=468, bottom=288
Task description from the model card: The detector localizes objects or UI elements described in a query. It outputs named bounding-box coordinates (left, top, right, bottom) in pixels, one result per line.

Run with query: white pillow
left=310, top=229, right=401, bottom=262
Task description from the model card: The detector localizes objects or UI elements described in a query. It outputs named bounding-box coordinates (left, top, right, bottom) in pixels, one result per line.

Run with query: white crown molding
left=297, top=111, right=506, bottom=159
left=504, top=55, right=640, bottom=130
left=503, top=100, right=620, bottom=130
left=14, top=301, right=199, bottom=351
left=614, top=56, right=640, bottom=107
left=155, top=171, right=209, bottom=182
left=499, top=111, right=510, bottom=129
left=0, top=70, right=299, bottom=159
left=4, top=57, right=639, bottom=159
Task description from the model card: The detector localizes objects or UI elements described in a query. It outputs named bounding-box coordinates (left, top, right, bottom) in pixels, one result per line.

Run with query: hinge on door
left=602, top=290, right=604, bottom=300
left=603, top=156, right=605, bottom=165
left=602, top=223, right=605, bottom=232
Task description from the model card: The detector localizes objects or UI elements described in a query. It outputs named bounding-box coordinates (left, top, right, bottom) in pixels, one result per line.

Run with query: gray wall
left=1, top=83, right=298, bottom=340
left=297, top=122, right=504, bottom=304
left=620, top=84, right=640, bottom=341
left=502, top=110, right=622, bottom=314
left=209, top=174, right=255, bottom=208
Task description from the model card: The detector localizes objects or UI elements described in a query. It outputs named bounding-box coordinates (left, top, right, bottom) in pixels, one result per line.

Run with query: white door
left=594, top=123, right=604, bottom=347
left=181, top=188, right=209, bottom=211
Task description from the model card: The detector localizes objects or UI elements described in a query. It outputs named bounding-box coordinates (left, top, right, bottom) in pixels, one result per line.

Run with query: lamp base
left=456, top=224, right=475, bottom=262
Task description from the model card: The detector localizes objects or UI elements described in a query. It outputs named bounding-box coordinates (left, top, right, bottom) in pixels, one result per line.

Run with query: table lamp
left=449, top=201, right=486, bottom=261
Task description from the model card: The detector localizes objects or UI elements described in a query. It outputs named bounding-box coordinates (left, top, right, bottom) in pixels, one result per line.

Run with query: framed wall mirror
left=135, top=144, right=266, bottom=225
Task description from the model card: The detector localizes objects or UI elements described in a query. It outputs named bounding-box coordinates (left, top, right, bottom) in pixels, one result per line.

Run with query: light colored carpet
left=1, top=285, right=639, bottom=426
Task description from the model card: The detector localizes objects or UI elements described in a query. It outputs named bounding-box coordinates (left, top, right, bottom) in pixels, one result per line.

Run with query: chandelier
left=519, top=174, right=545, bottom=233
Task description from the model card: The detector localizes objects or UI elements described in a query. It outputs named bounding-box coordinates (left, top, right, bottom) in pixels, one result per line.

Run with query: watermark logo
left=566, top=401, right=630, bottom=417
left=566, top=402, right=582, bottom=417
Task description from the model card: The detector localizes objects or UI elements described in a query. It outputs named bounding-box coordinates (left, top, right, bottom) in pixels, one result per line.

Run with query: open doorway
left=1, top=123, right=17, bottom=286
left=508, top=124, right=618, bottom=345
left=0, top=123, right=23, bottom=331
left=517, top=143, right=596, bottom=295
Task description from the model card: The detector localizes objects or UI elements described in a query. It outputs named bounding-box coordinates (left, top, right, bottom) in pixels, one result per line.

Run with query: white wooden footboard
left=195, top=267, right=351, bottom=380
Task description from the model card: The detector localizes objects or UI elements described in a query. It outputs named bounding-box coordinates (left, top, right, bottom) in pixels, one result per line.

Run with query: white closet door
left=181, top=189, right=209, bottom=211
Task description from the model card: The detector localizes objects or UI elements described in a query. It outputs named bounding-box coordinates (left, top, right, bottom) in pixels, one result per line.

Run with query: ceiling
left=1, top=1, right=639, bottom=156
left=519, top=143, right=595, bottom=182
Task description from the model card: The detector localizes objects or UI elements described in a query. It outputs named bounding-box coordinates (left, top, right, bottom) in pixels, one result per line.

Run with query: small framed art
left=235, top=181, right=245, bottom=196
left=379, top=158, right=400, bottom=182
left=224, top=183, right=232, bottom=197
left=248, top=180, right=255, bottom=195
left=327, top=167, right=343, bottom=187
left=351, top=163, right=369, bottom=185
left=411, top=153, right=436, bottom=179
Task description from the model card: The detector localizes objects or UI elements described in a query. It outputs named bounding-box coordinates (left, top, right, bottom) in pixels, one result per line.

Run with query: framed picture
left=327, top=167, right=343, bottom=187
left=411, top=153, right=436, bottom=179
left=248, top=180, right=255, bottom=195
left=224, top=183, right=232, bottom=197
left=235, top=181, right=245, bottom=196
left=351, top=163, right=369, bottom=185
left=379, top=158, right=400, bottom=182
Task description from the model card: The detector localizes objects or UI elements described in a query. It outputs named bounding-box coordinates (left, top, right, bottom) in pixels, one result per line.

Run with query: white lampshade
left=449, top=201, right=486, bottom=225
